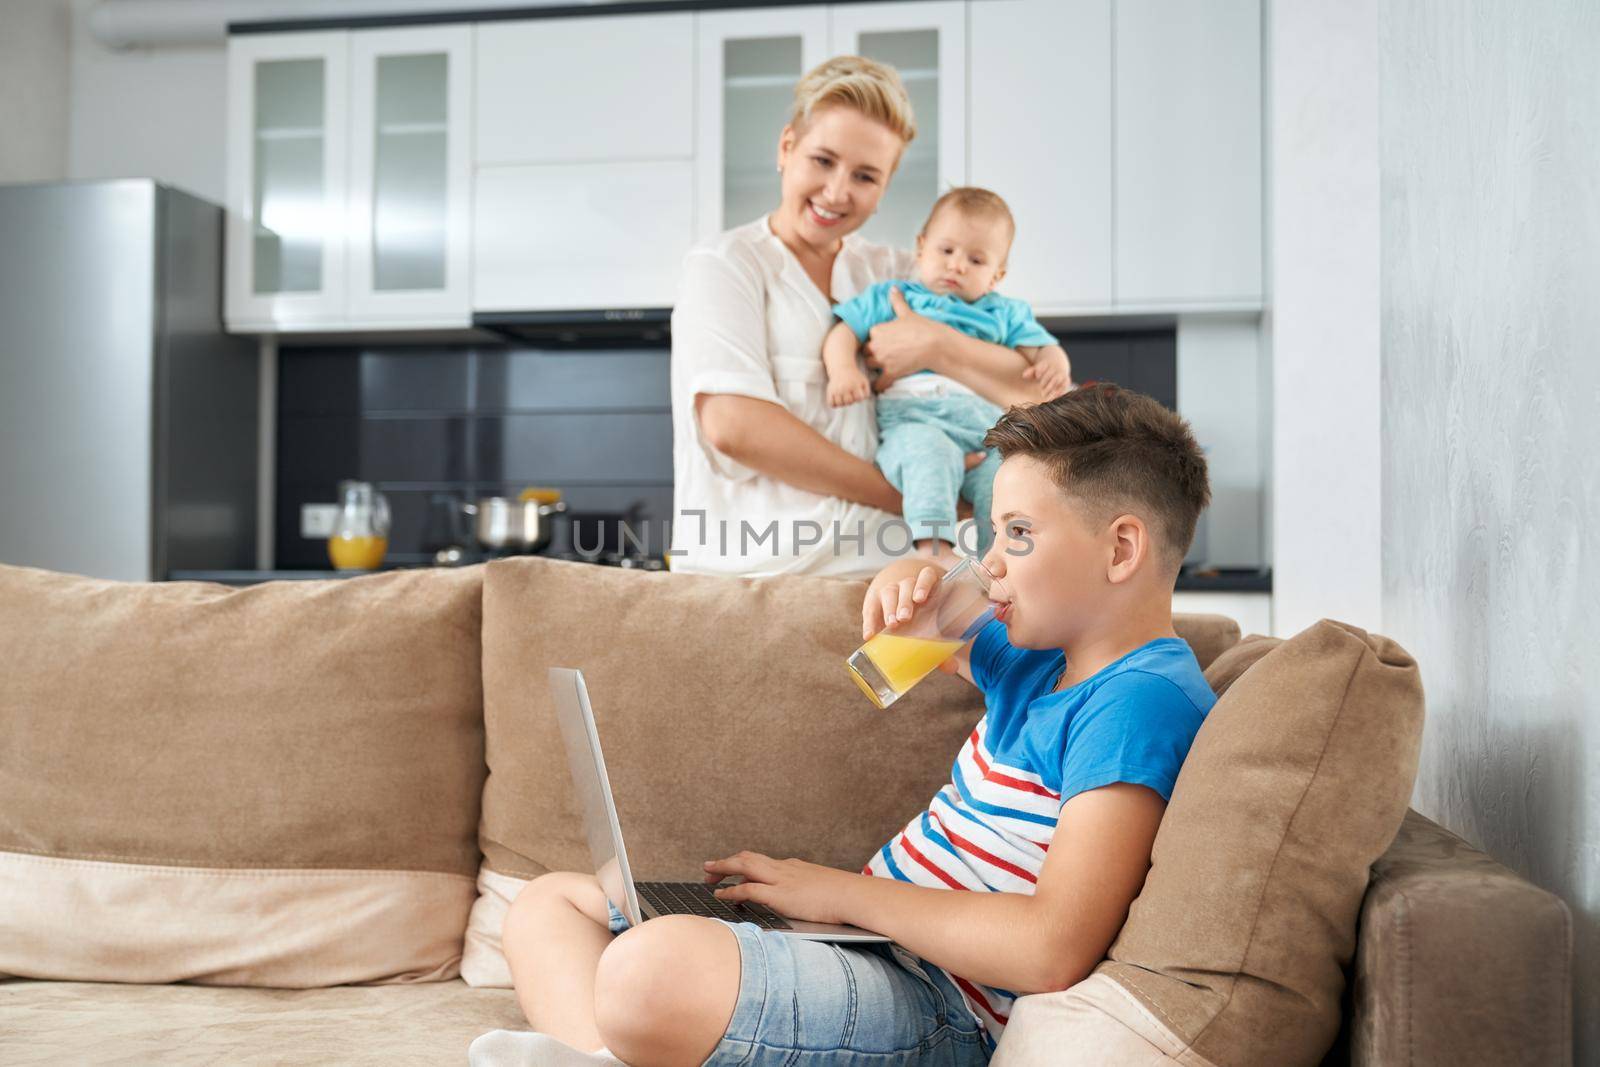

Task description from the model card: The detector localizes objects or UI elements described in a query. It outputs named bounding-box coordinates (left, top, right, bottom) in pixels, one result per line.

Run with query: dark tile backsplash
left=276, top=330, right=1172, bottom=569
left=277, top=343, right=674, bottom=567
left=1043, top=328, right=1177, bottom=410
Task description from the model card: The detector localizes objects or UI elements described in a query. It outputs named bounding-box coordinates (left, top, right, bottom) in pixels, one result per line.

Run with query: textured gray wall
left=1381, top=0, right=1599, bottom=1057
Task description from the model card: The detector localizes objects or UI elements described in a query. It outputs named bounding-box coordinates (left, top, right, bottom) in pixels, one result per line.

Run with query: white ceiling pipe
left=88, top=0, right=617, bottom=50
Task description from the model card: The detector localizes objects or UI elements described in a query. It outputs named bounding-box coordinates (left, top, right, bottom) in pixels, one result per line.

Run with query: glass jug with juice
left=327, top=480, right=391, bottom=570
left=847, top=556, right=1006, bottom=709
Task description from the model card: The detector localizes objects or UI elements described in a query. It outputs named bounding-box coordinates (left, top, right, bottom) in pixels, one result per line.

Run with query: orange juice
left=328, top=534, right=387, bottom=570
left=848, top=632, right=965, bottom=708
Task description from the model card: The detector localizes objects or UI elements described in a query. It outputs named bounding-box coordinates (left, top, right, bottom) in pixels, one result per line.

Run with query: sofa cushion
left=0, top=977, right=524, bottom=1066
left=464, top=556, right=1239, bottom=985
left=0, top=563, right=486, bottom=988
left=1029, top=620, right=1424, bottom=1067
left=1202, top=632, right=1281, bottom=697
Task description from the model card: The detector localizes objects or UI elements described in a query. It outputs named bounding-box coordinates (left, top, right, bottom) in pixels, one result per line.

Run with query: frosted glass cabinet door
left=695, top=7, right=829, bottom=243
left=828, top=2, right=966, bottom=249
left=347, top=26, right=472, bottom=324
left=226, top=31, right=349, bottom=328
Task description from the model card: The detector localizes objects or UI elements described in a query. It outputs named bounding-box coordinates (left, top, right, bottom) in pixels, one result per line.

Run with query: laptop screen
left=548, top=667, right=643, bottom=926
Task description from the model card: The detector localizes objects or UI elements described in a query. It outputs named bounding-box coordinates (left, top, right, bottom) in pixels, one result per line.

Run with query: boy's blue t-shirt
left=833, top=280, right=1057, bottom=351
left=861, top=619, right=1216, bottom=1043
left=969, top=619, right=1216, bottom=803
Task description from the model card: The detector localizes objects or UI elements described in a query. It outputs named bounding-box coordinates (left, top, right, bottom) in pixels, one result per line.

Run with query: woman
left=669, top=56, right=1044, bottom=578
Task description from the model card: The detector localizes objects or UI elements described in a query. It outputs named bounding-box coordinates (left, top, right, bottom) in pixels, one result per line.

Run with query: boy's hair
left=920, top=186, right=1016, bottom=244
left=791, top=56, right=917, bottom=145
left=983, top=384, right=1210, bottom=571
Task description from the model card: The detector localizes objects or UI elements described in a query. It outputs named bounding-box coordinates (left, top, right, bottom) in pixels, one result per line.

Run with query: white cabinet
left=226, top=32, right=349, bottom=327
left=471, top=13, right=696, bottom=311
left=226, top=28, right=473, bottom=330
left=1173, top=592, right=1273, bottom=638
left=969, top=0, right=1113, bottom=313
left=827, top=1, right=966, bottom=248
left=695, top=7, right=830, bottom=243
left=347, top=26, right=473, bottom=322
left=473, top=161, right=694, bottom=311
left=474, top=15, right=694, bottom=165
left=223, top=1, right=1266, bottom=325
left=1114, top=0, right=1262, bottom=308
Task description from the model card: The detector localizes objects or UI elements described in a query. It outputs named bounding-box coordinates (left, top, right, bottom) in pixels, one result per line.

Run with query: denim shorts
left=606, top=900, right=991, bottom=1066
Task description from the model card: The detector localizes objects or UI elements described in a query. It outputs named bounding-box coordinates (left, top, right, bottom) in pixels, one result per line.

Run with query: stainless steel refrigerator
left=0, top=179, right=260, bottom=581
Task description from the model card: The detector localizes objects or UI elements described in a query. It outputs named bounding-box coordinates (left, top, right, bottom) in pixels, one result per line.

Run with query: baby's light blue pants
left=876, top=394, right=1005, bottom=554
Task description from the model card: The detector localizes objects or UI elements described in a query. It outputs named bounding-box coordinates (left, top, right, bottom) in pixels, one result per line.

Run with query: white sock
left=466, top=1030, right=624, bottom=1066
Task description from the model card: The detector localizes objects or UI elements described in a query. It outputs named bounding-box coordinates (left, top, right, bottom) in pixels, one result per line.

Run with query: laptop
left=549, top=667, right=891, bottom=943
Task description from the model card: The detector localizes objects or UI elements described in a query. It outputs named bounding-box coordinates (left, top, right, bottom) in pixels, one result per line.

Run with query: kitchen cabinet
left=226, top=28, right=473, bottom=330
left=969, top=0, right=1113, bottom=313
left=695, top=6, right=830, bottom=242
left=224, top=0, right=1265, bottom=326
left=1113, top=0, right=1262, bottom=308
left=474, top=14, right=694, bottom=166
left=473, top=161, right=694, bottom=311
left=347, top=26, right=473, bottom=322
left=827, top=1, right=966, bottom=248
left=226, top=31, right=349, bottom=327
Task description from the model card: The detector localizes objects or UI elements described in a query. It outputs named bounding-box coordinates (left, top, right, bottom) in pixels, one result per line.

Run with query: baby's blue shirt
left=833, top=281, right=1058, bottom=354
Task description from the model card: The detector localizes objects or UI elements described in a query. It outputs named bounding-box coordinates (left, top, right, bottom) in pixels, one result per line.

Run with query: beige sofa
left=0, top=559, right=1573, bottom=1065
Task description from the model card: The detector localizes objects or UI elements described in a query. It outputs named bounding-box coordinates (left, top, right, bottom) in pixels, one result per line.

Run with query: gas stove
left=431, top=546, right=667, bottom=571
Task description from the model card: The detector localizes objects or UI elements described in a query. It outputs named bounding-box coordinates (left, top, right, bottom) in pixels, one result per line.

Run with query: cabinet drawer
left=472, top=161, right=694, bottom=310
left=474, top=14, right=693, bottom=165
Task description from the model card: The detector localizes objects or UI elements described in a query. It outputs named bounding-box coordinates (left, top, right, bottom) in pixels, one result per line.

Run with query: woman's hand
left=863, top=287, right=951, bottom=391
left=703, top=852, right=858, bottom=926
left=1023, top=345, right=1075, bottom=401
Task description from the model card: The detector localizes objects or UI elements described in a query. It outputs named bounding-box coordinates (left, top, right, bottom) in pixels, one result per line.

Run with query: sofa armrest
left=1348, top=810, right=1572, bottom=1066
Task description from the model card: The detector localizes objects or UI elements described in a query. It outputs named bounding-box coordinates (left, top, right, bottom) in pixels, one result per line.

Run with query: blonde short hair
left=790, top=55, right=917, bottom=145
left=921, top=187, right=1016, bottom=242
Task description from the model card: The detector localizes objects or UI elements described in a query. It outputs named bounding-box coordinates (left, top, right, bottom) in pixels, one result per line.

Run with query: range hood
left=472, top=308, right=672, bottom=347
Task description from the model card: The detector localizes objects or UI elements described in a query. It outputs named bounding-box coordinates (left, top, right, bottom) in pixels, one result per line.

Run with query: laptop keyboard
left=635, top=881, right=794, bottom=931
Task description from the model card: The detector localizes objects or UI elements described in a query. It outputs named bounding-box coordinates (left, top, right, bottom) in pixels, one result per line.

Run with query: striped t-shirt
left=862, top=620, right=1215, bottom=1046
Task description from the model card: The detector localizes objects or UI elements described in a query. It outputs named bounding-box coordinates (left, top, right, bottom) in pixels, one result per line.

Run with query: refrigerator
left=0, top=179, right=260, bottom=581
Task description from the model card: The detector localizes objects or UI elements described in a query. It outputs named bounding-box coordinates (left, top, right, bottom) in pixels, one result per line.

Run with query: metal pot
left=460, top=496, right=568, bottom=553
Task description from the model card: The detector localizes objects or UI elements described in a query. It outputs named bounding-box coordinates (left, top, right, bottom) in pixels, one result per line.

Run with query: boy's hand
left=1023, top=346, right=1074, bottom=400
left=827, top=369, right=873, bottom=407
left=703, top=852, right=857, bottom=926
left=861, top=558, right=944, bottom=639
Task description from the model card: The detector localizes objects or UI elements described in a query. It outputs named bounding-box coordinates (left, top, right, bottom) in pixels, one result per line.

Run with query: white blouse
left=669, top=215, right=918, bottom=578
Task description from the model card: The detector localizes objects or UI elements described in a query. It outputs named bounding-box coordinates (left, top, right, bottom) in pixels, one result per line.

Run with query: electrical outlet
left=301, top=503, right=339, bottom=539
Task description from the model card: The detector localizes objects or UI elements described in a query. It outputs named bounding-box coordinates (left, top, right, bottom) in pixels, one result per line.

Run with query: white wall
left=65, top=0, right=228, bottom=204
left=0, top=0, right=73, bottom=183
left=1267, top=0, right=1382, bottom=637
left=1381, top=0, right=1600, bottom=1058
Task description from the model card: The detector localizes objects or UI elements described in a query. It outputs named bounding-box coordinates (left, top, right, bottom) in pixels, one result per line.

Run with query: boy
left=496, top=384, right=1214, bottom=1067
left=823, top=187, right=1075, bottom=557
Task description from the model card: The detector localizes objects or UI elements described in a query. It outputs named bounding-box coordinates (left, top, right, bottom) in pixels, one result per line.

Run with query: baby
left=823, top=187, right=1072, bottom=555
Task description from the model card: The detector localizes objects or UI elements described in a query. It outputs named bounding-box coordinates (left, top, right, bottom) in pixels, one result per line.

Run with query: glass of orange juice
left=847, top=556, right=1006, bottom=709
left=327, top=480, right=391, bottom=571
